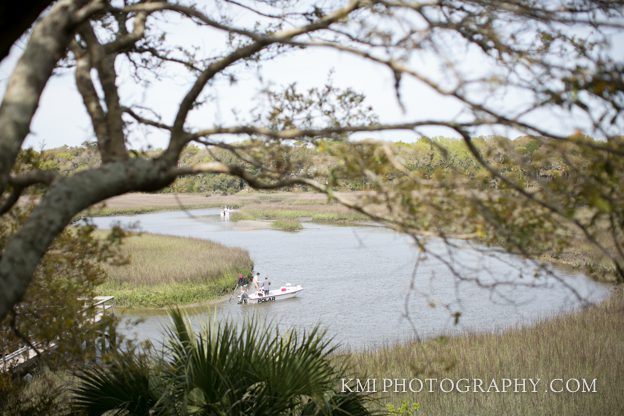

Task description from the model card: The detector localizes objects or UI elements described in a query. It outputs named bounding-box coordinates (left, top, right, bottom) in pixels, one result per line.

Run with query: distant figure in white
left=221, top=206, right=231, bottom=222
left=261, top=275, right=271, bottom=296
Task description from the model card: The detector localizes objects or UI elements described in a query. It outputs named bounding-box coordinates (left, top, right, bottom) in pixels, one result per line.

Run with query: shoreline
left=113, top=292, right=233, bottom=315
left=95, top=192, right=616, bottom=283
left=350, top=286, right=623, bottom=414
left=94, top=193, right=616, bottom=312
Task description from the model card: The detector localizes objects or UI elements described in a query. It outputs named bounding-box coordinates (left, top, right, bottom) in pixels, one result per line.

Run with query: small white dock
left=1, top=296, right=115, bottom=373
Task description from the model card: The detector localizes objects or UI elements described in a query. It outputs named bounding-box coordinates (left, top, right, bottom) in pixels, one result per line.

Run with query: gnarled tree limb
left=0, top=0, right=104, bottom=195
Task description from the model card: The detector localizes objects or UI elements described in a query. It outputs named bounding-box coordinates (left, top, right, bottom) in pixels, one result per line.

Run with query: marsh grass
left=88, top=204, right=216, bottom=217
left=99, top=233, right=252, bottom=307
left=272, top=218, right=303, bottom=232
left=234, top=206, right=368, bottom=225
left=348, top=288, right=624, bottom=415
left=94, top=192, right=370, bottom=224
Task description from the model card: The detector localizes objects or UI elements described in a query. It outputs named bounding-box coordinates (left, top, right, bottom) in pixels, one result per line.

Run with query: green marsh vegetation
left=232, top=205, right=368, bottom=226
left=271, top=218, right=304, bottom=232
left=99, top=233, right=252, bottom=308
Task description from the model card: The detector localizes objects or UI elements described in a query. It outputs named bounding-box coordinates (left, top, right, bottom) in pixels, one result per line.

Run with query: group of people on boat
left=237, top=271, right=271, bottom=298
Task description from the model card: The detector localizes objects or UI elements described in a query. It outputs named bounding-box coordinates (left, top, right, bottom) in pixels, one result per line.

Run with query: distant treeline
left=37, top=136, right=596, bottom=194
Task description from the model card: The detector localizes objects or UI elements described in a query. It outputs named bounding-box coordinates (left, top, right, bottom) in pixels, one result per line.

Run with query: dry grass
left=348, top=288, right=624, bottom=415
left=90, top=194, right=220, bottom=216
left=99, top=233, right=252, bottom=307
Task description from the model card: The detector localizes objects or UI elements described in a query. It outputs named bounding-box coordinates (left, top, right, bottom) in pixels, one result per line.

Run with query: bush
left=73, top=310, right=375, bottom=415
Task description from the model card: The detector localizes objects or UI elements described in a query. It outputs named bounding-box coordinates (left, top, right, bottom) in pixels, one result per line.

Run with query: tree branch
left=122, top=106, right=173, bottom=131
left=0, top=0, right=54, bottom=62
left=78, top=23, right=128, bottom=162
left=0, top=0, right=104, bottom=196
left=0, top=170, right=57, bottom=215
left=0, top=158, right=175, bottom=321
left=163, top=0, right=363, bottom=160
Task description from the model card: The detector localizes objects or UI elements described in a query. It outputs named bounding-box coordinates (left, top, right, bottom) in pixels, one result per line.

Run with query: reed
left=271, top=218, right=304, bottom=232
left=234, top=207, right=368, bottom=225
left=348, top=288, right=624, bottom=415
left=99, top=233, right=252, bottom=307
left=95, top=192, right=369, bottom=225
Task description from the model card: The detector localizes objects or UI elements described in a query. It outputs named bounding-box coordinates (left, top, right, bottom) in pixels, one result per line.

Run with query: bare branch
left=0, top=170, right=57, bottom=215
left=122, top=106, right=173, bottom=131
left=0, top=0, right=105, bottom=195
left=163, top=0, right=364, bottom=158
left=78, top=23, right=129, bottom=162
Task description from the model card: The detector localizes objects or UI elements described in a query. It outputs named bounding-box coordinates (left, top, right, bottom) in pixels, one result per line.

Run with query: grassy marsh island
left=271, top=218, right=304, bottom=232
left=99, top=233, right=252, bottom=308
left=231, top=206, right=368, bottom=226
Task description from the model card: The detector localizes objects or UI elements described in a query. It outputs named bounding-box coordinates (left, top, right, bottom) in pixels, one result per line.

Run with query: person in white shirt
left=261, top=276, right=271, bottom=296
left=252, top=272, right=260, bottom=293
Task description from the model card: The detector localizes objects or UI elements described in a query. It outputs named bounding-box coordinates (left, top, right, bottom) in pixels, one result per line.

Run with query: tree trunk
left=0, top=0, right=90, bottom=195
left=0, top=158, right=175, bottom=320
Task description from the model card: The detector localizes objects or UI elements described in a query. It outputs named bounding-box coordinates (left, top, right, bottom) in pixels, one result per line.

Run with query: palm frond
left=73, top=310, right=373, bottom=416
left=72, top=353, right=159, bottom=416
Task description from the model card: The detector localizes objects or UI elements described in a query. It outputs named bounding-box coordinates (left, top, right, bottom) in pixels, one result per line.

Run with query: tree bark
left=0, top=0, right=93, bottom=195
left=0, top=158, right=175, bottom=320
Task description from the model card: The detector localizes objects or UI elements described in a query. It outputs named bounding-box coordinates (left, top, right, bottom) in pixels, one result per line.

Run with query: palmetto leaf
left=72, top=309, right=373, bottom=415
left=72, top=353, right=159, bottom=416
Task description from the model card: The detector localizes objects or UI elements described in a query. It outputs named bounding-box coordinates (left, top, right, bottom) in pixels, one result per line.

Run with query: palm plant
left=72, top=310, right=374, bottom=415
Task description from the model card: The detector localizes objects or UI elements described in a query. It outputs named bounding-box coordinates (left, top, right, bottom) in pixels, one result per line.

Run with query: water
left=92, top=209, right=610, bottom=351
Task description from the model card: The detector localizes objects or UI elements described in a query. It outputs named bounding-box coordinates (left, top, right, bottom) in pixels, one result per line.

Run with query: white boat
left=238, top=283, right=303, bottom=305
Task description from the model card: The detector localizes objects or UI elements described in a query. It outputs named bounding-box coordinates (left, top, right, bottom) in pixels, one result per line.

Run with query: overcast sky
left=1, top=1, right=621, bottom=150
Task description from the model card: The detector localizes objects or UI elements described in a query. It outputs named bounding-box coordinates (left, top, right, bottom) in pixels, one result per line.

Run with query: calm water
left=92, top=209, right=609, bottom=350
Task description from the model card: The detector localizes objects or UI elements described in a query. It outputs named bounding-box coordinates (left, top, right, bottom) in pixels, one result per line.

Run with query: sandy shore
left=102, top=191, right=332, bottom=210
left=103, top=193, right=218, bottom=209
left=231, top=219, right=272, bottom=231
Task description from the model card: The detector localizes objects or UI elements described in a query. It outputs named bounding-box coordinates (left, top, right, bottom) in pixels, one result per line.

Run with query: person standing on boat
left=238, top=285, right=249, bottom=304
left=261, top=276, right=271, bottom=296
left=252, top=272, right=261, bottom=293
left=237, top=273, right=246, bottom=288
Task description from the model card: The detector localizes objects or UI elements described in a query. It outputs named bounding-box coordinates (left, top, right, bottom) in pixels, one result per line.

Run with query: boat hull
left=238, top=285, right=303, bottom=305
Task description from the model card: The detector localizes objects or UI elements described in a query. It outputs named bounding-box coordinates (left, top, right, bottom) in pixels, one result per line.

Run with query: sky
left=0, top=0, right=621, bottom=150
